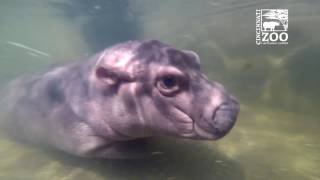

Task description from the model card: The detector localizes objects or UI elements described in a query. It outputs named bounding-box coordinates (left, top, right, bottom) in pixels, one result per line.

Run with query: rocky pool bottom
left=0, top=103, right=318, bottom=180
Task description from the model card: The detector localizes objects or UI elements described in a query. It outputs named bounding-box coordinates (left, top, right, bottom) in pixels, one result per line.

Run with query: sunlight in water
left=0, top=0, right=319, bottom=179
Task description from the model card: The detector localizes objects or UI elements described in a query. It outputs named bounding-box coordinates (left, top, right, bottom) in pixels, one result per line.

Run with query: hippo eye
left=157, top=75, right=182, bottom=96
left=161, top=76, right=177, bottom=89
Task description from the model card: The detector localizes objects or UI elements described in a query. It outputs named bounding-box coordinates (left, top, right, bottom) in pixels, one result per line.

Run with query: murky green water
left=0, top=0, right=319, bottom=179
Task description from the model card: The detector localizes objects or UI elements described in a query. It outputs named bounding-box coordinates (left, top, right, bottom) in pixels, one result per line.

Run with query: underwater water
left=0, top=0, right=319, bottom=179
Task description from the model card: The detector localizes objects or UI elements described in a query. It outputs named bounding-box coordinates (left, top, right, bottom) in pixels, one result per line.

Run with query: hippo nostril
left=209, top=101, right=239, bottom=138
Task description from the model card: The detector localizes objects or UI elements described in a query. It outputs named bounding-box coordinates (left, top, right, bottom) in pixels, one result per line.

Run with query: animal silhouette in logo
left=261, top=9, right=288, bottom=31
left=263, top=21, right=280, bottom=31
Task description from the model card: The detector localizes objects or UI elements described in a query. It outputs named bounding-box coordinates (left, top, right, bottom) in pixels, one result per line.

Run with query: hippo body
left=263, top=21, right=280, bottom=31
left=2, top=40, right=239, bottom=158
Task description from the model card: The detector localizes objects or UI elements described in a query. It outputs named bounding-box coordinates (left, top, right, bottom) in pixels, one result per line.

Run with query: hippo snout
left=210, top=99, right=239, bottom=138
left=194, top=81, right=240, bottom=140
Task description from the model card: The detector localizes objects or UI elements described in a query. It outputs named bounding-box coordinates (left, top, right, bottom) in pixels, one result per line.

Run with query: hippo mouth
left=171, top=105, right=196, bottom=137
left=194, top=102, right=239, bottom=140
left=172, top=101, right=239, bottom=140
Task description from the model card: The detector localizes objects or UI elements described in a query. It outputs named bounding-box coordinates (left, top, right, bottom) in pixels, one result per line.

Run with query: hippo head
left=87, top=40, right=239, bottom=141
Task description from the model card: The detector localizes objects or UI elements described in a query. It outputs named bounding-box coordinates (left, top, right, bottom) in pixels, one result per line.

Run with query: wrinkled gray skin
left=2, top=40, right=239, bottom=158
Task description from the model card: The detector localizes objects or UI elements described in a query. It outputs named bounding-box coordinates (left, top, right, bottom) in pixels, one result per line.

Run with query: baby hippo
left=3, top=40, right=239, bottom=158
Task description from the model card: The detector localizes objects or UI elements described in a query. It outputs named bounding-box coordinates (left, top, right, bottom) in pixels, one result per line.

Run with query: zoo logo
left=256, top=9, right=288, bottom=45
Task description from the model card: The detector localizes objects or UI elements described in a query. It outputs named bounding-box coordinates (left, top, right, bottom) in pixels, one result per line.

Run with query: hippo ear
left=183, top=50, right=201, bottom=65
